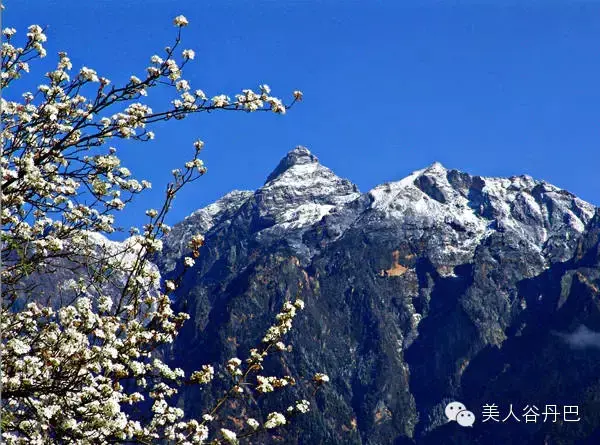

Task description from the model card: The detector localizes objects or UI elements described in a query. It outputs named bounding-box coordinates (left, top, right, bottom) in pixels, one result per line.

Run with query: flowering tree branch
left=0, top=15, right=325, bottom=445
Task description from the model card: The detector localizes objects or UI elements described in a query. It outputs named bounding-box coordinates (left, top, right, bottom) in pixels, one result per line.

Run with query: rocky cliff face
left=159, top=147, right=600, bottom=444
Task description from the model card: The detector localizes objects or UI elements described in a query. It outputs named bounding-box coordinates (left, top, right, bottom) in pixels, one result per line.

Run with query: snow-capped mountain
left=257, top=146, right=360, bottom=233
left=159, top=147, right=600, bottom=444
left=16, top=231, right=161, bottom=311
left=162, top=146, right=594, bottom=273
left=160, top=190, right=254, bottom=274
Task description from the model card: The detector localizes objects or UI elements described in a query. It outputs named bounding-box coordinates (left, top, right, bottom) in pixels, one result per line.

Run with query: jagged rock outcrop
left=159, top=146, right=600, bottom=444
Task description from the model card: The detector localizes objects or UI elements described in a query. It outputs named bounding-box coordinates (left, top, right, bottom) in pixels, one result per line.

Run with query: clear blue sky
left=6, top=1, right=600, bottom=238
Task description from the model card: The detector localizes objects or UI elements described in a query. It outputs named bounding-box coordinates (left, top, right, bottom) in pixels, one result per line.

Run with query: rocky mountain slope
left=159, top=146, right=600, bottom=444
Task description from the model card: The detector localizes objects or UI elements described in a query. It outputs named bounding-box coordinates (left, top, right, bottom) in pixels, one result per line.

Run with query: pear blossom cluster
left=313, top=373, right=331, bottom=384
left=183, top=297, right=328, bottom=443
left=1, top=14, right=324, bottom=444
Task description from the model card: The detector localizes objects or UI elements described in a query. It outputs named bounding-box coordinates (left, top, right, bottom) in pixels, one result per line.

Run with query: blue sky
left=5, top=1, right=600, bottom=238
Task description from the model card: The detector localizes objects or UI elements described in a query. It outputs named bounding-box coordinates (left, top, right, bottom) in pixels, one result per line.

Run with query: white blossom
left=7, top=339, right=31, bottom=355
left=220, top=428, right=238, bottom=444
left=79, top=66, right=99, bottom=82
left=190, top=365, right=214, bottom=384
left=0, top=15, right=318, bottom=444
left=264, top=412, right=287, bottom=429
left=296, top=399, right=310, bottom=414
left=3, top=27, right=17, bottom=37
left=182, top=49, right=195, bottom=60
left=173, top=15, right=189, bottom=27
left=313, top=372, right=330, bottom=384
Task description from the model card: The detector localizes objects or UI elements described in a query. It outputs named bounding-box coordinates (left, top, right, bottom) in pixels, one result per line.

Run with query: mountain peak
left=257, top=146, right=360, bottom=235
left=265, top=146, right=319, bottom=184
left=424, top=161, right=447, bottom=173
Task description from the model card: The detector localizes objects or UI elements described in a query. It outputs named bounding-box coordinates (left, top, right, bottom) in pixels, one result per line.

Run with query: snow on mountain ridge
left=184, top=190, right=254, bottom=229
left=367, top=160, right=595, bottom=268
left=367, top=163, right=491, bottom=268
left=159, top=190, right=253, bottom=273
left=264, top=145, right=319, bottom=184
left=18, top=231, right=161, bottom=310
left=163, top=148, right=597, bottom=268
left=255, top=146, right=360, bottom=232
